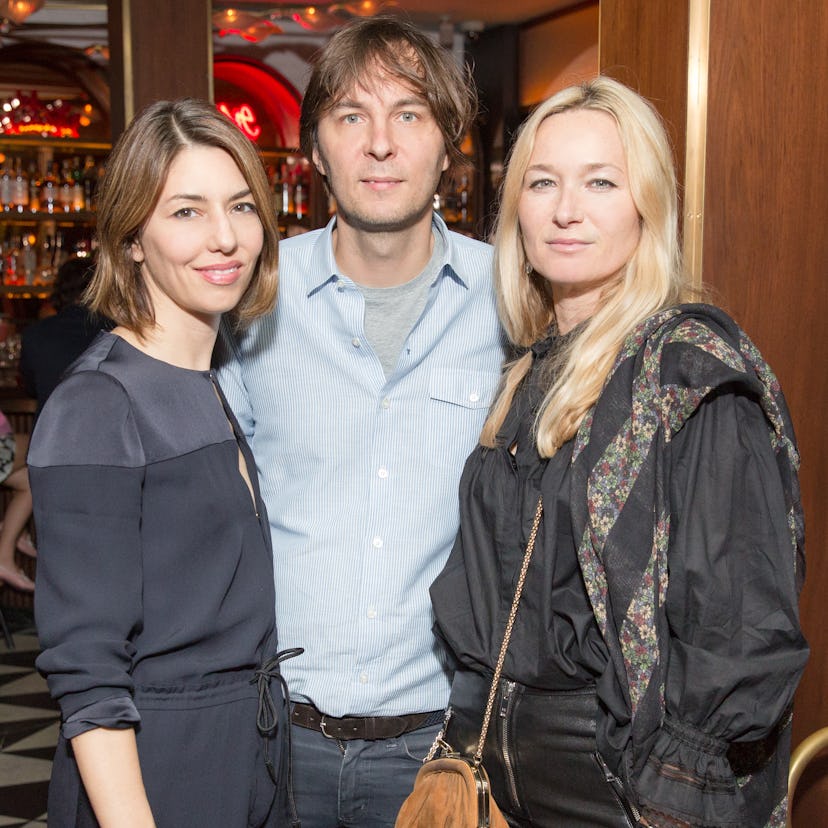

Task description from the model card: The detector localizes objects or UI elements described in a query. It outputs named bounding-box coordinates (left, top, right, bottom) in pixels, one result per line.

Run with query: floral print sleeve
left=636, top=390, right=806, bottom=827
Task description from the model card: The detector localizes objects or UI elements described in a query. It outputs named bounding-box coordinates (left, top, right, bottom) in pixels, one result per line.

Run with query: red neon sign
left=217, top=102, right=261, bottom=141
left=3, top=122, right=79, bottom=138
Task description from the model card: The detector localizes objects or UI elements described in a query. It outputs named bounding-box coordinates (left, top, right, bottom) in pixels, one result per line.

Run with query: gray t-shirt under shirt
left=357, top=230, right=446, bottom=378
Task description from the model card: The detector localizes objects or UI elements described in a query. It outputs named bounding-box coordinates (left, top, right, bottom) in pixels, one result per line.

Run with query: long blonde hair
left=481, top=76, right=694, bottom=455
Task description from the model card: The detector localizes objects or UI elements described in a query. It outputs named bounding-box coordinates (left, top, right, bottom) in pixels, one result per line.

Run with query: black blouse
left=432, top=326, right=608, bottom=688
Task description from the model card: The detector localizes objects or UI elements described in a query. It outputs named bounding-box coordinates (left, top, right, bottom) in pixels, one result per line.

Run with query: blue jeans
left=290, top=720, right=442, bottom=827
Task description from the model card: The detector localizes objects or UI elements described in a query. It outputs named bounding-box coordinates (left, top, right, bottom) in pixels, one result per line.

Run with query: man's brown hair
left=299, top=15, right=477, bottom=177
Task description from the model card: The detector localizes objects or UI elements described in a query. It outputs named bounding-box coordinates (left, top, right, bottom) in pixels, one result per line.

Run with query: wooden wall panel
left=599, top=0, right=689, bottom=193
left=108, top=0, right=213, bottom=140
left=519, top=3, right=599, bottom=108
left=703, top=3, right=828, bottom=819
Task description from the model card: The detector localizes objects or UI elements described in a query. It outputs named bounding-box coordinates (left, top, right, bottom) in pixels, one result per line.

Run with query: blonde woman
left=430, top=77, right=807, bottom=827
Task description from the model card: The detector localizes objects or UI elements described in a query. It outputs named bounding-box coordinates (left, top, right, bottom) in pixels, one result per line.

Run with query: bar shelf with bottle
left=436, top=169, right=476, bottom=236
left=262, top=150, right=328, bottom=236
left=0, top=138, right=107, bottom=292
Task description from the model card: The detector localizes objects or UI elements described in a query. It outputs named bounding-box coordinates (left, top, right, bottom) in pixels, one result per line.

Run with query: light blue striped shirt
left=216, top=214, right=504, bottom=716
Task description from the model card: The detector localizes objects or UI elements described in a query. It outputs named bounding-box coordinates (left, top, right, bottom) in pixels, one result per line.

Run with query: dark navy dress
left=30, top=332, right=290, bottom=828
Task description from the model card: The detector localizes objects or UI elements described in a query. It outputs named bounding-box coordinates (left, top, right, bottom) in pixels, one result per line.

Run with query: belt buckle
left=319, top=714, right=336, bottom=740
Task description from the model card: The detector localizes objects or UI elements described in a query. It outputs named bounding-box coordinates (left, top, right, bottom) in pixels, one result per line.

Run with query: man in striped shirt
left=217, top=16, right=504, bottom=826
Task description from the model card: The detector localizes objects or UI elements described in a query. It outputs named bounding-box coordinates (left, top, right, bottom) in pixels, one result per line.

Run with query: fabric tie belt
left=251, top=647, right=304, bottom=784
left=291, top=702, right=444, bottom=741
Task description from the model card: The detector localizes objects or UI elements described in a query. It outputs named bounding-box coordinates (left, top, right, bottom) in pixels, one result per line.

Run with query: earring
left=524, top=261, right=532, bottom=275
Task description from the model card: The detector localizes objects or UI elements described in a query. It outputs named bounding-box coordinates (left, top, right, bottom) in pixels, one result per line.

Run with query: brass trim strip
left=683, top=0, right=711, bottom=287
left=205, top=0, right=215, bottom=102
left=121, top=0, right=134, bottom=125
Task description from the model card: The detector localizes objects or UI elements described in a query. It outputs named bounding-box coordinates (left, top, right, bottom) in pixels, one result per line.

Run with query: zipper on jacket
left=593, top=751, right=641, bottom=825
left=498, top=680, right=521, bottom=809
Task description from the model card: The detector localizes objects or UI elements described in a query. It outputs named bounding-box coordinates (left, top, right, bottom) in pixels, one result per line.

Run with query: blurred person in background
left=0, top=409, right=36, bottom=591
left=19, top=254, right=111, bottom=419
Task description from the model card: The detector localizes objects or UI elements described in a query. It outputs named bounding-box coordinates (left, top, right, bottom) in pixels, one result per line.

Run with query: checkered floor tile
left=0, top=611, right=55, bottom=827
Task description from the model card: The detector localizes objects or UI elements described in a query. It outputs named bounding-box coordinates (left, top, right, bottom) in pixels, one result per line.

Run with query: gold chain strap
left=473, top=496, right=543, bottom=764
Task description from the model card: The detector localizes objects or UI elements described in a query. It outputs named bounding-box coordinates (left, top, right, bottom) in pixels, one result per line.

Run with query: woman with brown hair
left=30, top=98, right=294, bottom=827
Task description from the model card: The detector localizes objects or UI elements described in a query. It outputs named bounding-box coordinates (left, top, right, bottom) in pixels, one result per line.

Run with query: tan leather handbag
left=395, top=498, right=544, bottom=828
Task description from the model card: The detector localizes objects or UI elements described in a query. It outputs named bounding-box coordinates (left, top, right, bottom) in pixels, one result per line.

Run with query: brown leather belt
left=291, top=702, right=444, bottom=741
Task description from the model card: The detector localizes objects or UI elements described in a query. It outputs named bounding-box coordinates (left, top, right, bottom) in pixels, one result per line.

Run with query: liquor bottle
left=38, top=234, right=53, bottom=283
left=293, top=176, right=307, bottom=221
left=52, top=230, right=66, bottom=272
left=0, top=159, right=12, bottom=211
left=4, top=234, right=20, bottom=285
left=73, top=232, right=91, bottom=259
left=69, top=157, right=84, bottom=211
left=41, top=162, right=59, bottom=214
left=440, top=181, right=458, bottom=224
left=278, top=163, right=293, bottom=217
left=12, top=158, right=28, bottom=213
left=59, top=159, right=74, bottom=212
left=270, top=164, right=282, bottom=209
left=458, top=174, right=471, bottom=224
left=21, top=234, right=36, bottom=284
left=81, top=155, right=98, bottom=211
left=293, top=180, right=306, bottom=220
left=0, top=231, right=8, bottom=284
left=96, top=161, right=106, bottom=206
left=28, top=162, right=41, bottom=213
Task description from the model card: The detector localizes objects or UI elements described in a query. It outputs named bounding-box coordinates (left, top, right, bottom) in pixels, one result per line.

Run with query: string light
left=0, top=0, right=44, bottom=31
left=212, top=1, right=397, bottom=41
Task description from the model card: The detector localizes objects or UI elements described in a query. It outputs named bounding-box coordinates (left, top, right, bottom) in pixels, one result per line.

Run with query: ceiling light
left=0, top=0, right=45, bottom=30
left=213, top=1, right=396, bottom=39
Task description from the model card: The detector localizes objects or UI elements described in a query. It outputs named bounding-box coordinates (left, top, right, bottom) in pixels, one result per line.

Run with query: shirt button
left=381, top=398, right=391, bottom=409
left=359, top=672, right=369, bottom=684
left=469, top=391, right=480, bottom=403
left=372, top=536, right=383, bottom=548
left=337, top=285, right=345, bottom=293
left=352, top=338, right=361, bottom=348
left=377, top=467, right=388, bottom=479
left=367, top=607, right=377, bottom=619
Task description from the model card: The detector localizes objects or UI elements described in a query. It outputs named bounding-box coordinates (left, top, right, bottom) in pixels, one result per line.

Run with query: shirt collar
left=305, top=213, right=468, bottom=297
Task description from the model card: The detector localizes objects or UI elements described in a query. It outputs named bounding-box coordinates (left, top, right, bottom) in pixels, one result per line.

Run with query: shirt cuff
left=62, top=695, right=141, bottom=740
left=636, top=717, right=744, bottom=828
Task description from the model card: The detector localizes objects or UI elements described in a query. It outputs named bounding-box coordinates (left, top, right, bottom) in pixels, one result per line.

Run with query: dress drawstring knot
left=251, top=647, right=304, bottom=785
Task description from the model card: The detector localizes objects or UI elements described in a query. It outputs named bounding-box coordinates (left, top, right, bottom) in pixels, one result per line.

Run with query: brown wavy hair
left=86, top=98, right=279, bottom=333
left=299, top=14, right=477, bottom=180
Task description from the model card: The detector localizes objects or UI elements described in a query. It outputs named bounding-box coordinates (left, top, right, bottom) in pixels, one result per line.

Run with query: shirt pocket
left=429, top=369, right=499, bottom=411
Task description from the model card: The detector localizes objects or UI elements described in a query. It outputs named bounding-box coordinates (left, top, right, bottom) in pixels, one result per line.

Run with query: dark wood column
left=468, top=23, right=521, bottom=239
left=108, top=0, right=213, bottom=141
